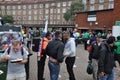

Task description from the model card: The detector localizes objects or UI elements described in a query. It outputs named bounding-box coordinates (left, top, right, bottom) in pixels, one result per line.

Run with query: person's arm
left=57, top=43, right=64, bottom=63
left=0, top=49, right=10, bottom=62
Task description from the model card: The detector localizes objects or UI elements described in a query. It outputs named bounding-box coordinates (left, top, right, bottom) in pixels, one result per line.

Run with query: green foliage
left=63, top=0, right=84, bottom=22
left=2, top=15, right=14, bottom=24
left=63, top=10, right=71, bottom=21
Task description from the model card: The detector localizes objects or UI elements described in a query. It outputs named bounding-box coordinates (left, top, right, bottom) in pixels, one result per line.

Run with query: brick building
left=0, top=0, right=74, bottom=25
left=75, top=0, right=120, bottom=33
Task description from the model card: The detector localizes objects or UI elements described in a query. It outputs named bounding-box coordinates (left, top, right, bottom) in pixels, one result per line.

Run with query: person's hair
left=55, top=31, right=62, bottom=39
left=12, top=40, right=21, bottom=46
left=107, top=36, right=115, bottom=44
left=63, top=31, right=70, bottom=36
left=117, top=36, right=120, bottom=40
left=45, top=31, right=51, bottom=37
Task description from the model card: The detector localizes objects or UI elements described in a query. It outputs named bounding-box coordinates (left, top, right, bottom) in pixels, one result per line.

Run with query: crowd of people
left=0, top=27, right=120, bottom=80
left=85, top=31, right=120, bottom=80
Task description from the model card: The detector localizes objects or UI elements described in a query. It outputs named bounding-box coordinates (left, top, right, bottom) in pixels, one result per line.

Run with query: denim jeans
left=48, top=60, right=60, bottom=80
left=99, top=69, right=114, bottom=80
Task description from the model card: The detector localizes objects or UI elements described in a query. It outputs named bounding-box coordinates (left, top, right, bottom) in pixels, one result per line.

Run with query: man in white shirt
left=63, top=31, right=76, bottom=80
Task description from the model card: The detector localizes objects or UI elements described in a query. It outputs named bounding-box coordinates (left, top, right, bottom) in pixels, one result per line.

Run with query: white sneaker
left=59, top=75, right=62, bottom=78
left=73, top=65, right=77, bottom=68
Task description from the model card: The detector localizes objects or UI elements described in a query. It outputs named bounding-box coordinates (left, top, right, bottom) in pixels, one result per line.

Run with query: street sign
left=115, top=21, right=120, bottom=26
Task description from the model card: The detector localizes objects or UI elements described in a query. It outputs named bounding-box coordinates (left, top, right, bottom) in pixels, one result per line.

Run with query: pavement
left=29, top=44, right=120, bottom=80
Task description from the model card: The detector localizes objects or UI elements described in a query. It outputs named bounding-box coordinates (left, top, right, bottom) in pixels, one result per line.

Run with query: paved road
left=29, top=44, right=120, bottom=80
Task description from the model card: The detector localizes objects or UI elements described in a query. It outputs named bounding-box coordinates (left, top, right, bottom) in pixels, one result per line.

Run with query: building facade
left=86, top=0, right=114, bottom=11
left=0, top=0, right=74, bottom=25
left=75, top=0, right=118, bottom=33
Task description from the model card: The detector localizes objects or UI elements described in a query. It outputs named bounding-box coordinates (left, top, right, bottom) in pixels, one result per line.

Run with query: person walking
left=38, top=31, right=52, bottom=80
left=114, top=36, right=120, bottom=66
left=0, top=40, right=28, bottom=80
left=89, top=34, right=102, bottom=80
left=63, top=31, right=76, bottom=80
left=98, top=36, right=116, bottom=80
left=46, top=31, right=64, bottom=80
left=83, top=31, right=90, bottom=50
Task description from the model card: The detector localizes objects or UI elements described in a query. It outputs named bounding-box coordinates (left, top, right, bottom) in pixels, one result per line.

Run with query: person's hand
left=4, top=55, right=11, bottom=60
left=99, top=72, right=105, bottom=78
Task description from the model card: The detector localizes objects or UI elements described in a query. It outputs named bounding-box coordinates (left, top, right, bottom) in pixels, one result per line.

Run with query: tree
left=64, top=0, right=84, bottom=22
left=2, top=15, right=14, bottom=24
left=63, top=9, right=71, bottom=22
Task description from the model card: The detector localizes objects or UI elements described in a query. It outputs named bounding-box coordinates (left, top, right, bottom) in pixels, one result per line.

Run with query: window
left=45, top=9, right=49, bottom=14
left=50, top=9, right=53, bottom=13
left=1, top=6, right=5, bottom=9
left=40, top=4, right=43, bottom=8
left=39, top=16, right=43, bottom=20
left=17, top=16, right=21, bottom=20
left=68, top=1, right=72, bottom=6
left=39, top=9, right=43, bottom=14
left=23, top=16, right=26, bottom=20
left=45, top=15, right=49, bottom=20
left=28, top=5, right=32, bottom=9
left=12, top=6, right=16, bottom=10
left=34, top=16, right=37, bottom=20
left=57, top=21, right=60, bottom=24
left=23, top=11, right=26, bottom=15
left=50, top=21, right=53, bottom=24
left=54, top=9, right=56, bottom=13
left=57, top=3, right=61, bottom=7
left=99, top=5, right=104, bottom=10
left=63, top=2, right=66, bottom=6
left=90, top=5, right=94, bottom=11
left=7, top=6, right=11, bottom=10
left=13, top=16, right=16, bottom=20
left=50, top=15, right=53, bottom=20
left=57, top=9, right=60, bottom=13
left=7, top=11, right=11, bottom=15
left=90, top=0, right=95, bottom=4
left=28, top=16, right=32, bottom=20
left=109, top=0, right=113, bottom=1
left=34, top=10, right=37, bottom=15
left=23, top=5, right=26, bottom=9
left=12, top=11, right=16, bottom=15
left=57, top=15, right=60, bottom=19
left=28, top=11, right=32, bottom=15
left=18, top=5, right=21, bottom=9
left=99, top=0, right=104, bottom=3
left=17, top=11, right=21, bottom=15
left=109, top=3, right=114, bottom=9
left=2, top=11, right=5, bottom=15
left=45, top=4, right=49, bottom=8
left=34, top=4, right=37, bottom=9
left=63, top=8, right=66, bottom=13
left=51, top=3, right=55, bottom=6
left=54, top=15, right=56, bottom=19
